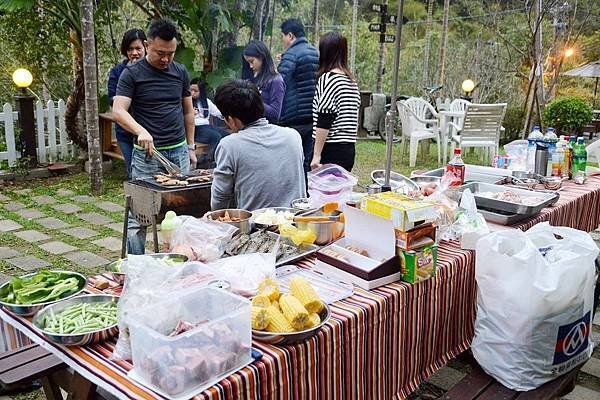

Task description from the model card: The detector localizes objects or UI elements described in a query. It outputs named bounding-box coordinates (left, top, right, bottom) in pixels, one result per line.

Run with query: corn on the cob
left=265, top=305, right=293, bottom=333
left=305, top=313, right=321, bottom=329
left=251, top=306, right=270, bottom=330
left=289, top=276, right=324, bottom=314
left=279, top=294, right=309, bottom=330
left=258, top=278, right=280, bottom=301
left=251, top=294, right=271, bottom=308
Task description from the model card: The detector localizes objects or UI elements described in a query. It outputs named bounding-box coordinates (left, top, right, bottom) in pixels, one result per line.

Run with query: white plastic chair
left=448, top=99, right=471, bottom=130
left=449, top=103, right=507, bottom=164
left=587, top=139, right=600, bottom=168
left=397, top=97, right=441, bottom=167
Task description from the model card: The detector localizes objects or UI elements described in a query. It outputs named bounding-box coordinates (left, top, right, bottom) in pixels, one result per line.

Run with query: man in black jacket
left=278, top=19, right=319, bottom=173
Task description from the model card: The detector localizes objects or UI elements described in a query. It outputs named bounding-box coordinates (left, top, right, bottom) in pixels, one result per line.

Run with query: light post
left=12, top=68, right=37, bottom=167
left=461, top=79, right=475, bottom=102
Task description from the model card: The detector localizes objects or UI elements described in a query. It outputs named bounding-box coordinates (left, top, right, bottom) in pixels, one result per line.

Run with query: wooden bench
left=0, top=344, right=67, bottom=397
left=441, top=354, right=579, bottom=400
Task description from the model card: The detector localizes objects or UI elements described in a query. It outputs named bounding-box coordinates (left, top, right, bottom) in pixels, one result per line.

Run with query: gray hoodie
left=211, top=118, right=306, bottom=211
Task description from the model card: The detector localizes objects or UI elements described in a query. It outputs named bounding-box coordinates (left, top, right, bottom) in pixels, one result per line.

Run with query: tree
left=437, top=0, right=450, bottom=91
left=422, top=0, right=434, bottom=87
left=80, top=0, right=102, bottom=193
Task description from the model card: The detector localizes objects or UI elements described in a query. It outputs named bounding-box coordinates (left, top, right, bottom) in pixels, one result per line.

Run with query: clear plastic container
left=128, top=287, right=251, bottom=397
left=308, top=164, right=358, bottom=194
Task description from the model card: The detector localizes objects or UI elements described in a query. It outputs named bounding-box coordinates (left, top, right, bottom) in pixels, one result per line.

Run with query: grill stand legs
left=121, top=195, right=160, bottom=256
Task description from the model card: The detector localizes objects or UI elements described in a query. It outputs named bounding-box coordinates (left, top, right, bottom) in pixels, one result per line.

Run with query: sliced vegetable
left=0, top=270, right=83, bottom=305
left=43, top=301, right=117, bottom=334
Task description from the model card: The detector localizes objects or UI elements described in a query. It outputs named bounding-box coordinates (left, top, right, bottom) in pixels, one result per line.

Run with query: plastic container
left=527, top=125, right=543, bottom=172
left=161, top=211, right=182, bottom=252
left=504, top=140, right=528, bottom=171
left=128, top=287, right=251, bottom=397
left=307, top=164, right=358, bottom=207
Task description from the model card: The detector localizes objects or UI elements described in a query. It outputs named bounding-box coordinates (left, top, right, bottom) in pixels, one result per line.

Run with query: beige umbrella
left=563, top=60, right=600, bottom=107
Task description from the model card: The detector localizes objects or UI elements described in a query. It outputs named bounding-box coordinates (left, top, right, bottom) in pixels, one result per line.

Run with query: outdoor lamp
left=12, top=68, right=37, bottom=167
left=12, top=68, right=33, bottom=92
left=564, top=48, right=574, bottom=58
left=461, top=79, right=475, bottom=101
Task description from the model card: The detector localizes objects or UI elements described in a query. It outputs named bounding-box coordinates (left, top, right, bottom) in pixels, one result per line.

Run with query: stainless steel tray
left=371, top=170, right=419, bottom=192
left=461, top=182, right=559, bottom=215
left=421, top=166, right=509, bottom=185
left=272, top=231, right=319, bottom=267
left=478, top=207, right=530, bottom=225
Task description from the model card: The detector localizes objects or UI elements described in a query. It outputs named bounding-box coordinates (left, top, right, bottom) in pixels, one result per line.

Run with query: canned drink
left=492, top=155, right=500, bottom=168
left=208, top=280, right=231, bottom=291
left=366, top=184, right=382, bottom=194
left=503, top=155, right=511, bottom=169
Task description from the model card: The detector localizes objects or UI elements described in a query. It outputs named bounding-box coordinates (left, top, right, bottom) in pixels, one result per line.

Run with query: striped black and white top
left=312, top=72, right=361, bottom=144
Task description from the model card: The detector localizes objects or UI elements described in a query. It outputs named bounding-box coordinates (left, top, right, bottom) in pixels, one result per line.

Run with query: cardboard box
left=395, top=223, right=436, bottom=251
left=315, top=207, right=400, bottom=290
left=399, top=244, right=438, bottom=284
left=361, top=192, right=438, bottom=231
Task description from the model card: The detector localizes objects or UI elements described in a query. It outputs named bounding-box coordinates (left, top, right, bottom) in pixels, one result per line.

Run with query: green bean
left=42, top=301, right=117, bottom=335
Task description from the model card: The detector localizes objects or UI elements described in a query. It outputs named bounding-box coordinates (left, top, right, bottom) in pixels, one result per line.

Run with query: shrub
left=543, top=96, right=593, bottom=135
left=500, top=105, right=525, bottom=145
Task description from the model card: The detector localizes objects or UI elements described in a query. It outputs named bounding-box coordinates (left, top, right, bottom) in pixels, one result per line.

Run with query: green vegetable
left=43, top=301, right=117, bottom=334
left=0, top=270, right=83, bottom=305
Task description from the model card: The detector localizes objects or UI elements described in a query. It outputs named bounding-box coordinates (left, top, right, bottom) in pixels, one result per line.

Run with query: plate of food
left=251, top=277, right=330, bottom=345
left=0, top=270, right=87, bottom=316
left=251, top=207, right=296, bottom=230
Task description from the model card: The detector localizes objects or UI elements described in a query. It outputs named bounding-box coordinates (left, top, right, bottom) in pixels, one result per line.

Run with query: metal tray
left=478, top=207, right=530, bottom=225
left=421, top=166, right=509, bottom=185
left=461, top=182, right=559, bottom=215
left=272, top=231, right=320, bottom=267
left=370, top=170, right=419, bottom=192
left=135, top=176, right=211, bottom=191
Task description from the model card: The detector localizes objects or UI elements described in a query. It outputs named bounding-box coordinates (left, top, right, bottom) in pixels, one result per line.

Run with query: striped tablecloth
left=1, top=244, right=476, bottom=400
left=2, top=176, right=600, bottom=400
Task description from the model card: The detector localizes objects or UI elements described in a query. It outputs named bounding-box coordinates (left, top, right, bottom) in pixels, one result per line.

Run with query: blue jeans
left=127, top=144, right=191, bottom=255
left=117, top=140, right=134, bottom=179
left=195, top=125, right=227, bottom=168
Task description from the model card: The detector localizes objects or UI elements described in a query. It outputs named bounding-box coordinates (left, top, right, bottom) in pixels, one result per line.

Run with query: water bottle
left=527, top=125, right=543, bottom=172
left=543, top=127, right=558, bottom=177
left=553, top=141, right=565, bottom=177
left=160, top=210, right=182, bottom=252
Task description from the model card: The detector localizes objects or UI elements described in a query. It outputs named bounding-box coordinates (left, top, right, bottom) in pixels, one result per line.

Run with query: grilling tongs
left=145, top=144, right=182, bottom=176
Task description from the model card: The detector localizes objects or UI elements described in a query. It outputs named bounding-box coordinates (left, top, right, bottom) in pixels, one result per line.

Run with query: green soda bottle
left=572, top=137, right=587, bottom=178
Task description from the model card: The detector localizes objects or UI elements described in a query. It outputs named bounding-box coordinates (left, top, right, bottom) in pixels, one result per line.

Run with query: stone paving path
left=0, top=186, right=600, bottom=399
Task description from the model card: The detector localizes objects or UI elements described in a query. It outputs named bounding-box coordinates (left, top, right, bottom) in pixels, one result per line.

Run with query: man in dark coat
left=278, top=19, right=319, bottom=173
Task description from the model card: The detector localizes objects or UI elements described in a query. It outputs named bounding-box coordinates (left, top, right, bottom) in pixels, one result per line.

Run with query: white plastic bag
left=170, top=216, right=237, bottom=262
left=452, top=189, right=489, bottom=249
left=472, top=223, right=598, bottom=390
left=208, top=253, right=276, bottom=297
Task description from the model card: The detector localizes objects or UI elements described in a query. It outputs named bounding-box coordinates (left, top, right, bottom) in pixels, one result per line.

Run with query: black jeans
left=321, top=142, right=356, bottom=172
left=289, top=123, right=314, bottom=173
left=194, top=125, right=228, bottom=168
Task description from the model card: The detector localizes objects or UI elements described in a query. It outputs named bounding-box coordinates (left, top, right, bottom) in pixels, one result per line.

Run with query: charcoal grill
left=121, top=179, right=212, bottom=256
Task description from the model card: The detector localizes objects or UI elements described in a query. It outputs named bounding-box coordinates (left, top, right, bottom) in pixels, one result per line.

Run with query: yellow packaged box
left=361, top=192, right=438, bottom=231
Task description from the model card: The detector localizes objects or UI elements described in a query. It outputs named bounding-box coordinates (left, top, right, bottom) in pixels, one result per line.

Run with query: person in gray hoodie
left=211, top=79, right=306, bottom=211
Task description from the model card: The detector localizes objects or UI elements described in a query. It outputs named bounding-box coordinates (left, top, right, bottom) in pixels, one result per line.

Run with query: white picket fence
left=0, top=99, right=75, bottom=168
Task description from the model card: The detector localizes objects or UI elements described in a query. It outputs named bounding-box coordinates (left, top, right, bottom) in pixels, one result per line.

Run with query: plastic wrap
left=452, top=189, right=489, bottom=249
left=209, top=253, right=276, bottom=297
left=170, top=216, right=237, bottom=262
left=427, top=173, right=459, bottom=241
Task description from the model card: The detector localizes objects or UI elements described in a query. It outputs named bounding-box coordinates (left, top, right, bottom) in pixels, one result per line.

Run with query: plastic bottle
left=553, top=141, right=565, bottom=177
left=160, top=211, right=182, bottom=252
left=527, top=125, right=543, bottom=172
left=446, top=148, right=465, bottom=186
left=543, top=128, right=558, bottom=177
left=572, top=137, right=587, bottom=178
left=567, top=136, right=577, bottom=179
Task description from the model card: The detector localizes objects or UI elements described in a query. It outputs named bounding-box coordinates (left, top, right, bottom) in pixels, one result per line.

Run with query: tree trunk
left=312, top=0, right=320, bottom=46
left=64, top=31, right=87, bottom=150
left=534, top=0, right=545, bottom=109
left=437, top=0, right=450, bottom=92
left=349, top=0, right=358, bottom=75
left=251, top=0, right=267, bottom=40
left=261, top=0, right=272, bottom=41
left=80, top=0, right=103, bottom=194
left=422, top=0, right=434, bottom=87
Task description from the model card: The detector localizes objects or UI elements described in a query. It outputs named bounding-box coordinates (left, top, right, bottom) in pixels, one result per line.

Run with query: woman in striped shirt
left=311, top=31, right=361, bottom=172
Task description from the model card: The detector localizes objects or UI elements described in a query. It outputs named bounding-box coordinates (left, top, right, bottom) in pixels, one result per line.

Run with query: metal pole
left=14, top=92, right=37, bottom=167
left=383, top=0, right=405, bottom=191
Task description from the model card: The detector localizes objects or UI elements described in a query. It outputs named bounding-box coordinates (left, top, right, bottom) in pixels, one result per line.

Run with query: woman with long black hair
left=242, top=40, right=285, bottom=123
left=107, top=28, right=146, bottom=178
left=310, top=32, right=361, bottom=172
left=191, top=78, right=227, bottom=168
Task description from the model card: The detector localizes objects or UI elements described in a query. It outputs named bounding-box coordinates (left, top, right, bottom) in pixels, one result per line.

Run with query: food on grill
left=224, top=231, right=309, bottom=262
left=252, top=278, right=324, bottom=333
left=218, top=210, right=241, bottom=222
left=478, top=190, right=543, bottom=206
left=153, top=170, right=212, bottom=186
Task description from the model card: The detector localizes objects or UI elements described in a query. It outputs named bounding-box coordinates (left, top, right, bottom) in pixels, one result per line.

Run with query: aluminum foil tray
left=461, top=182, right=559, bottom=215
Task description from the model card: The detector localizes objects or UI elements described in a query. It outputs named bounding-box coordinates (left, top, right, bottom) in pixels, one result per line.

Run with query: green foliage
left=543, top=96, right=593, bottom=134
left=501, top=105, right=525, bottom=144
